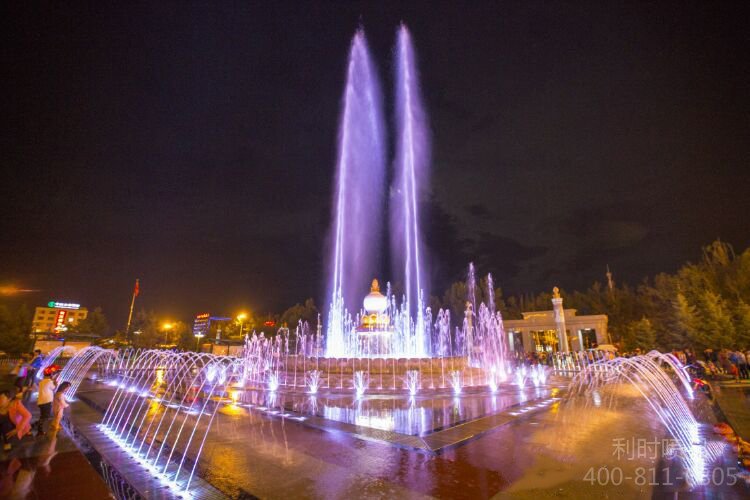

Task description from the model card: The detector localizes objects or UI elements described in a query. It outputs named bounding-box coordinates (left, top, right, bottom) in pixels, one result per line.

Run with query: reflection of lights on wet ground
left=592, top=390, right=602, bottom=407
left=354, top=414, right=395, bottom=431
left=221, top=404, right=245, bottom=416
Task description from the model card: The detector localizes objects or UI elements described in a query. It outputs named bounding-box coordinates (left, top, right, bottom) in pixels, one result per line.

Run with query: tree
left=668, top=292, right=700, bottom=349
left=621, top=317, right=657, bottom=352
left=280, top=299, right=318, bottom=329
left=71, top=307, right=109, bottom=336
left=175, top=322, right=196, bottom=351
left=697, top=289, right=735, bottom=349
left=734, top=300, right=750, bottom=347
left=442, top=281, right=468, bottom=320
left=0, top=304, right=33, bottom=354
left=131, top=310, right=161, bottom=349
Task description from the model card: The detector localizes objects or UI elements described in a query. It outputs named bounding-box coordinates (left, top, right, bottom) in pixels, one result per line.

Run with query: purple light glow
left=391, top=24, right=431, bottom=355
left=326, top=29, right=386, bottom=356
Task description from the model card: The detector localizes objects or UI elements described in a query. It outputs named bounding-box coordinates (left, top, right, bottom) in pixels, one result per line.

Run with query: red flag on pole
left=134, top=279, right=140, bottom=297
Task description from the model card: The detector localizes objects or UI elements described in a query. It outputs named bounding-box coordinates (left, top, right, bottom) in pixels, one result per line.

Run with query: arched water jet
left=37, top=345, right=78, bottom=379
left=57, top=346, right=116, bottom=396
left=98, top=350, right=243, bottom=496
left=570, top=355, right=721, bottom=486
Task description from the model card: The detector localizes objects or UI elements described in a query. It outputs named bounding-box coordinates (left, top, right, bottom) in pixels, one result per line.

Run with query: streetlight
left=162, top=322, right=174, bottom=346
left=194, top=332, right=205, bottom=352
left=237, top=313, right=247, bottom=338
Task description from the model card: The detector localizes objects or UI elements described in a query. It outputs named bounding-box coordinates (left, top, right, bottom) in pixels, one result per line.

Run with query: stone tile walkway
left=714, top=383, right=750, bottom=440
left=0, top=377, right=112, bottom=499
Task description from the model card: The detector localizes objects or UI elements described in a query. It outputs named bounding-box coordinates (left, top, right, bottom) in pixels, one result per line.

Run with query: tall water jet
left=326, top=29, right=387, bottom=356
left=391, top=24, right=430, bottom=356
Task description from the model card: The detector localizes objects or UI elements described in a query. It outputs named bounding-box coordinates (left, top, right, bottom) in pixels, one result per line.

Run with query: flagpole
left=125, top=278, right=139, bottom=342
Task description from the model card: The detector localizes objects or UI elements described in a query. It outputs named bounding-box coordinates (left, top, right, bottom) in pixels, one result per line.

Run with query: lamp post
left=195, top=332, right=205, bottom=352
left=237, top=313, right=247, bottom=338
left=162, top=322, right=174, bottom=346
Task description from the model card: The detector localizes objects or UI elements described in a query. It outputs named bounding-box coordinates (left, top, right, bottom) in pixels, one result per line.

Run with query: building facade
left=32, top=301, right=88, bottom=336
left=503, top=309, right=609, bottom=354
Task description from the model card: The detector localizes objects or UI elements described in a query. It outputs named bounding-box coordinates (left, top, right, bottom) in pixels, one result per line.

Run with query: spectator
left=34, top=371, right=57, bottom=437
left=0, top=389, right=32, bottom=450
left=736, top=350, right=748, bottom=379
left=50, top=382, right=71, bottom=433
left=26, top=350, right=44, bottom=389
left=10, top=357, right=27, bottom=392
left=730, top=361, right=740, bottom=382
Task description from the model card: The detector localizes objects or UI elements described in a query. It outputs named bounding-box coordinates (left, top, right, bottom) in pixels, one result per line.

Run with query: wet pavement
left=714, top=382, right=750, bottom=440
left=4, top=372, right=749, bottom=500
left=74, top=379, right=750, bottom=499
left=0, top=379, right=112, bottom=499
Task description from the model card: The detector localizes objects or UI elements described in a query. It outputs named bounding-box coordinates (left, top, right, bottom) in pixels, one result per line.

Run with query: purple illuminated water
left=321, top=26, right=508, bottom=366
left=391, top=25, right=430, bottom=352
left=326, top=30, right=386, bottom=356
left=327, top=25, right=434, bottom=358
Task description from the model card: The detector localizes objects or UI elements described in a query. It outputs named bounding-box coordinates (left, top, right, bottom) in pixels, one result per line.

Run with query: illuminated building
left=503, top=309, right=609, bottom=353
left=32, top=301, right=88, bottom=336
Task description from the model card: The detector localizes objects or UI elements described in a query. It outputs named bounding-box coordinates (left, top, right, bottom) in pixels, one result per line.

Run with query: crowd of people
left=696, top=348, right=750, bottom=381
left=0, top=351, right=71, bottom=452
left=511, top=345, right=750, bottom=385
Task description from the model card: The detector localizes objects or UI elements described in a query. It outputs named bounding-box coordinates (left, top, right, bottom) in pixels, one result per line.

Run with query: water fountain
left=54, top=23, right=734, bottom=499
left=220, top=25, right=513, bottom=400
left=57, top=346, right=116, bottom=396
left=37, top=344, right=78, bottom=379
left=326, top=28, right=386, bottom=358
left=97, top=350, right=242, bottom=496
left=569, top=354, right=724, bottom=487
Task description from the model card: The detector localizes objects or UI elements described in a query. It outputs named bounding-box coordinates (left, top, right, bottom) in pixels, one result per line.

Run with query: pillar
left=551, top=287, right=570, bottom=352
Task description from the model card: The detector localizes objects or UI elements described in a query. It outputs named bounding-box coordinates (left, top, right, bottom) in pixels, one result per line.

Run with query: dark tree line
left=437, top=240, right=750, bottom=352
left=3, top=240, right=746, bottom=355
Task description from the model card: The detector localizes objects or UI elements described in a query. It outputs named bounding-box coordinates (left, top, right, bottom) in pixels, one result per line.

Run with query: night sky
left=2, top=2, right=749, bottom=326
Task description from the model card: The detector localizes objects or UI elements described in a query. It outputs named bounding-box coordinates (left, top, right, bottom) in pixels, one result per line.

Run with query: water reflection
left=238, top=387, right=540, bottom=435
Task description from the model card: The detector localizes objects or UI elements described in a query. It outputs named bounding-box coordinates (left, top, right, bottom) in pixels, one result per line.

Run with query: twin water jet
left=326, top=24, right=433, bottom=359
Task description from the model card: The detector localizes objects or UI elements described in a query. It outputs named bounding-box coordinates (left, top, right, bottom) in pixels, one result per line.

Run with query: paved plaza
left=3, top=374, right=748, bottom=499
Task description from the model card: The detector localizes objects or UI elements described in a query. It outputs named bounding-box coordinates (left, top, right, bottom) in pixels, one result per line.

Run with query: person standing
left=736, top=350, right=748, bottom=380
left=26, top=350, right=44, bottom=389
left=34, top=371, right=57, bottom=437
left=11, top=357, right=29, bottom=395
left=49, top=382, right=70, bottom=433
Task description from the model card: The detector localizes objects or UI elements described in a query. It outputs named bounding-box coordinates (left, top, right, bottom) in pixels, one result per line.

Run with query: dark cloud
left=465, top=203, right=493, bottom=219
left=468, top=232, right=546, bottom=280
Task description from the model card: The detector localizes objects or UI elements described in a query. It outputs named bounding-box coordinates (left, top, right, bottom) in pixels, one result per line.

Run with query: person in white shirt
left=34, top=371, right=57, bottom=436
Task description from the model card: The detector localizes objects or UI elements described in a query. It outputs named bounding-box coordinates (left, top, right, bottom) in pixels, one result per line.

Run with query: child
left=50, top=382, right=71, bottom=433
